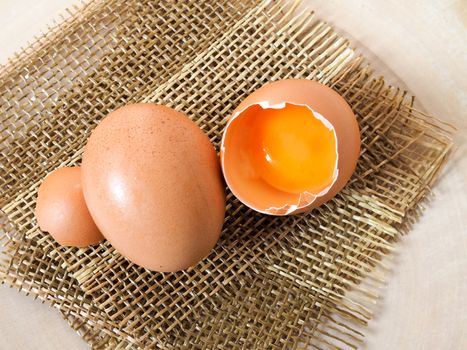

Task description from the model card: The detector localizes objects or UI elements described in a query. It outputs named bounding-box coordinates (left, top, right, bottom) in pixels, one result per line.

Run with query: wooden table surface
left=1, top=0, right=466, bottom=349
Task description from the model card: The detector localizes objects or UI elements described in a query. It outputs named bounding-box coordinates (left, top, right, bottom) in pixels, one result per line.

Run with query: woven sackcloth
left=0, top=0, right=453, bottom=349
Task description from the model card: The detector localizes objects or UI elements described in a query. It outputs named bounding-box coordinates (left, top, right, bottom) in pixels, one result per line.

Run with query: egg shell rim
left=220, top=100, right=339, bottom=215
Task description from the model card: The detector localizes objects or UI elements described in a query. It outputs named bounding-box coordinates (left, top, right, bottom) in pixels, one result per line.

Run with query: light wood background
left=1, top=0, right=466, bottom=349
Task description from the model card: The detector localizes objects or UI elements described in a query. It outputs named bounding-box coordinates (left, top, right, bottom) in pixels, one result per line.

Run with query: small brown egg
left=35, top=166, right=104, bottom=247
left=81, top=103, right=226, bottom=272
left=220, top=79, right=360, bottom=215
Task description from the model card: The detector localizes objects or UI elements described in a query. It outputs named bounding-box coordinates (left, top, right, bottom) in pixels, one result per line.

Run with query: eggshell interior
left=222, top=103, right=338, bottom=214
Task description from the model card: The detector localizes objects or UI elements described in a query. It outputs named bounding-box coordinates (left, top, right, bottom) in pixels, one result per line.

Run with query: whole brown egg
left=35, top=166, right=104, bottom=247
left=81, top=104, right=226, bottom=272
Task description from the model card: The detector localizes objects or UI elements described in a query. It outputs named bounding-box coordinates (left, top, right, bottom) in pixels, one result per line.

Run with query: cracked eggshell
left=81, top=104, right=226, bottom=272
left=220, top=79, right=360, bottom=215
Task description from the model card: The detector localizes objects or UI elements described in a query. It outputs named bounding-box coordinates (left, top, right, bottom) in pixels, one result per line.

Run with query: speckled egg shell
left=81, top=104, right=226, bottom=272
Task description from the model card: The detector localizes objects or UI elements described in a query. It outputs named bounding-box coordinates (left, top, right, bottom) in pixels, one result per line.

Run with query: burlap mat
left=0, top=0, right=453, bottom=349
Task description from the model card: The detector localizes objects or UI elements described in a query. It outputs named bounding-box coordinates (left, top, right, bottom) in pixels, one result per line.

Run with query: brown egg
left=220, top=79, right=360, bottom=215
left=81, top=104, right=226, bottom=272
left=35, top=166, right=104, bottom=247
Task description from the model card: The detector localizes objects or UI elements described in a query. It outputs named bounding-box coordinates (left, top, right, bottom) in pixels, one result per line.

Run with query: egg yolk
left=251, top=104, right=337, bottom=194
